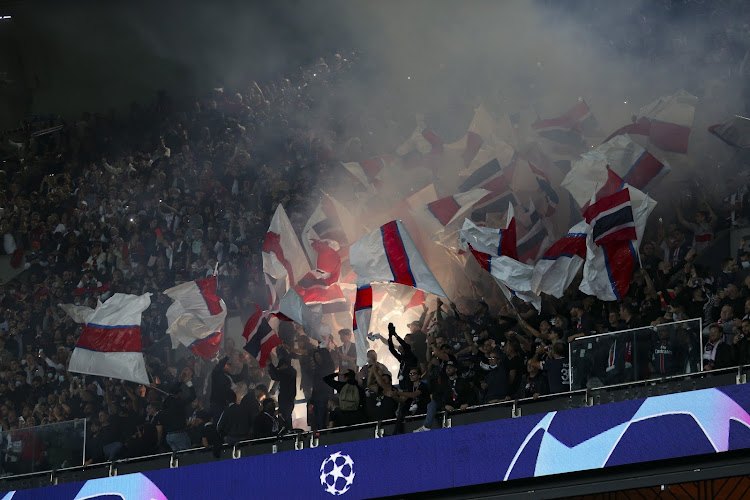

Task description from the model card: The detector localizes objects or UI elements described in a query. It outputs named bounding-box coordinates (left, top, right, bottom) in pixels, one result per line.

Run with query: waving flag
left=164, top=276, right=227, bottom=359
left=451, top=105, right=517, bottom=175
left=531, top=221, right=590, bottom=298
left=59, top=301, right=100, bottom=325
left=350, top=220, right=446, bottom=363
left=68, top=293, right=151, bottom=385
left=352, top=285, right=373, bottom=366
left=242, top=304, right=280, bottom=368
left=420, top=188, right=490, bottom=229
left=457, top=204, right=518, bottom=260
left=279, top=288, right=323, bottom=342
left=605, top=89, right=697, bottom=154
left=295, top=239, right=349, bottom=314
left=579, top=238, right=636, bottom=301
left=709, top=115, right=750, bottom=149
left=263, top=204, right=311, bottom=311
left=516, top=212, right=551, bottom=263
left=589, top=135, right=670, bottom=192
left=342, top=155, right=395, bottom=191
left=458, top=157, right=518, bottom=219
left=349, top=220, right=446, bottom=297
left=460, top=219, right=541, bottom=311
left=532, top=100, right=598, bottom=150
left=526, top=161, right=560, bottom=217
left=302, top=192, right=358, bottom=263
left=582, top=188, right=636, bottom=246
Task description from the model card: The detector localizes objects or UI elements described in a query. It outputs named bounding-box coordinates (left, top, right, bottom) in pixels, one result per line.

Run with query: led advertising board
left=5, top=384, right=750, bottom=499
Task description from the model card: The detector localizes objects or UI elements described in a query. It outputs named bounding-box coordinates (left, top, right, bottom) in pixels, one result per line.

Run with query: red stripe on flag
left=258, top=332, right=282, bottom=368
left=469, top=245, right=491, bottom=272
left=196, top=277, right=223, bottom=316
left=381, top=221, right=416, bottom=287
left=189, top=331, right=222, bottom=359
left=501, top=217, right=518, bottom=261
left=623, top=152, right=665, bottom=190
left=355, top=286, right=373, bottom=310
left=77, top=325, right=141, bottom=352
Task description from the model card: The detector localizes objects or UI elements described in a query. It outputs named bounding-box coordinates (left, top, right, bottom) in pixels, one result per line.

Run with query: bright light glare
left=407, top=76, right=411, bottom=80
left=1, top=15, right=11, bottom=20
left=623, top=101, right=628, bottom=104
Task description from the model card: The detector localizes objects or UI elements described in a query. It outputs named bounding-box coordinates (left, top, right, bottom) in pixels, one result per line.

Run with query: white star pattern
left=320, top=451, right=356, bottom=495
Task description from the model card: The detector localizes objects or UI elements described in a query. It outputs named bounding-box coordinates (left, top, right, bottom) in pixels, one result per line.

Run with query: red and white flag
left=242, top=303, right=281, bottom=368
left=68, top=293, right=152, bottom=385
left=460, top=218, right=541, bottom=311
left=605, top=89, right=697, bottom=154
left=530, top=221, right=590, bottom=298
left=349, top=220, right=446, bottom=298
left=164, top=276, right=227, bottom=359
left=582, top=188, right=636, bottom=246
left=349, top=220, right=446, bottom=364
left=263, top=204, right=311, bottom=310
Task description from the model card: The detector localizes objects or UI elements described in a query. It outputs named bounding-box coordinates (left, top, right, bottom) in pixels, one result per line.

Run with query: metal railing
left=569, top=318, right=703, bottom=390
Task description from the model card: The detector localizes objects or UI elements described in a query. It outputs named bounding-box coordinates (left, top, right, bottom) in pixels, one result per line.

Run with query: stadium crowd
left=1, top=40, right=750, bottom=475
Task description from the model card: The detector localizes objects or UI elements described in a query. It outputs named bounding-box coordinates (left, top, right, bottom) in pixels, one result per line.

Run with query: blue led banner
left=5, top=384, right=750, bottom=499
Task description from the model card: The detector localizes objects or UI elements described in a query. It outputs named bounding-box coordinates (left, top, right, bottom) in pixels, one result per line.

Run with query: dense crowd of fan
left=1, top=44, right=750, bottom=476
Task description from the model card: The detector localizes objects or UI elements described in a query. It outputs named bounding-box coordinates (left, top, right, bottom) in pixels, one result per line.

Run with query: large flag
left=527, top=161, right=560, bottom=217
left=59, top=302, right=100, bottom=325
left=531, top=99, right=598, bottom=150
left=451, top=105, right=516, bottom=175
left=242, top=303, right=281, bottom=368
left=530, top=221, right=590, bottom=298
left=302, top=192, right=358, bottom=264
left=349, top=220, right=447, bottom=298
left=457, top=204, right=518, bottom=260
left=460, top=219, right=541, bottom=311
left=457, top=157, right=518, bottom=218
left=341, top=156, right=395, bottom=191
left=516, top=209, right=551, bottom=263
left=296, top=238, right=349, bottom=314
left=68, top=293, right=151, bottom=385
left=418, top=188, right=490, bottom=229
left=350, top=220, right=446, bottom=362
left=263, top=204, right=311, bottom=309
left=579, top=238, right=636, bottom=301
left=278, top=288, right=323, bottom=342
left=605, top=89, right=697, bottom=154
left=708, top=115, right=750, bottom=149
left=352, top=284, right=373, bottom=366
left=164, top=276, right=227, bottom=359
left=586, top=134, right=670, bottom=192
left=582, top=188, right=636, bottom=246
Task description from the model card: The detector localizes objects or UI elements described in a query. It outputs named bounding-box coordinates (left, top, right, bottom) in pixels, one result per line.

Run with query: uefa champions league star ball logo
left=320, top=451, right=355, bottom=495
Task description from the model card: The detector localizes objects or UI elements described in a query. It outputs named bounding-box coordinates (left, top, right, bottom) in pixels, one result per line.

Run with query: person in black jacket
left=413, top=359, right=473, bottom=432
left=268, top=357, right=297, bottom=431
left=253, top=398, right=280, bottom=439
left=310, top=348, right=335, bottom=431
left=216, top=391, right=251, bottom=444
left=387, top=323, right=419, bottom=387
left=323, top=369, right=365, bottom=426
left=210, top=356, right=235, bottom=417
left=704, top=323, right=735, bottom=370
